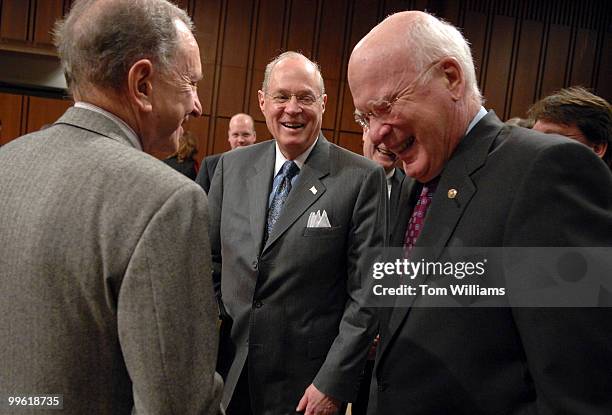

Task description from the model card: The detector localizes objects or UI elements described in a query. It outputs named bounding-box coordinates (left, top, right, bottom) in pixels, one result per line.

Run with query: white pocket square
left=307, top=209, right=331, bottom=228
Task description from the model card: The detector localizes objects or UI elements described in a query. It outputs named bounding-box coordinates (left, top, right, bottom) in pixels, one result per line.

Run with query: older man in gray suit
left=208, top=51, right=386, bottom=415
left=0, top=1, right=222, bottom=414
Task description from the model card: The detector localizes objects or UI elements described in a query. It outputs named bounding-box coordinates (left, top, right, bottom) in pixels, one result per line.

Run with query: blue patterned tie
left=266, top=160, right=300, bottom=238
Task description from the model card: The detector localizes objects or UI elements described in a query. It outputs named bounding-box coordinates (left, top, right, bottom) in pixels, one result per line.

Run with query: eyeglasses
left=354, top=60, right=441, bottom=132
left=264, top=92, right=322, bottom=107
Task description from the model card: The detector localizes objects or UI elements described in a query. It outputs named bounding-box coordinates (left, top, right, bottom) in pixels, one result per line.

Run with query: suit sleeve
left=117, top=183, right=224, bottom=415
left=313, top=165, right=387, bottom=402
left=505, top=141, right=612, bottom=414
left=195, top=159, right=212, bottom=194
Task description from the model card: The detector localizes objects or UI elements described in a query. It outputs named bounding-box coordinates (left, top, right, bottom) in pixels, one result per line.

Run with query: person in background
left=164, top=128, right=200, bottom=180
left=529, top=86, right=611, bottom=170
left=0, top=1, right=223, bottom=414
left=348, top=10, right=612, bottom=414
left=196, top=112, right=257, bottom=192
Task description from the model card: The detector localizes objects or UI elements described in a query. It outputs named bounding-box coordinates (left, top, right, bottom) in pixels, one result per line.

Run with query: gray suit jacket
left=0, top=107, right=223, bottom=415
left=208, top=135, right=387, bottom=414
left=373, top=111, right=612, bottom=414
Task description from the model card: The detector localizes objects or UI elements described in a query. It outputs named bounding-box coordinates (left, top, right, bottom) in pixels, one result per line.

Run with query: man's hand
left=296, top=384, right=341, bottom=415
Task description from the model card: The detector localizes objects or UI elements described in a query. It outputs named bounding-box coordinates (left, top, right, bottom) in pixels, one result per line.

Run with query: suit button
left=252, top=260, right=258, bottom=270
left=253, top=300, right=263, bottom=308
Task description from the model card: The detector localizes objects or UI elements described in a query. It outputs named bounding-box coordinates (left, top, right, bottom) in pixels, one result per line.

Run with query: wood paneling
left=1, top=0, right=610, bottom=159
left=0, top=0, right=30, bottom=41
left=32, top=0, right=64, bottom=46
left=25, top=96, right=72, bottom=133
left=0, top=92, right=24, bottom=145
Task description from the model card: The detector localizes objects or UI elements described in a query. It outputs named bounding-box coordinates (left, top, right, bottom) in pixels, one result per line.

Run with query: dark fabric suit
left=208, top=135, right=387, bottom=414
left=353, top=167, right=415, bottom=415
left=196, top=153, right=222, bottom=193
left=371, top=111, right=612, bottom=414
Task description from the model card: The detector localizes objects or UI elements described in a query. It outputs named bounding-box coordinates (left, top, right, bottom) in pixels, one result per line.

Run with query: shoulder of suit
left=219, top=139, right=272, bottom=164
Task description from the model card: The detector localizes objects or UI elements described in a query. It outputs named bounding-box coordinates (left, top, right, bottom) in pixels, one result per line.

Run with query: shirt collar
left=74, top=101, right=142, bottom=150
left=465, top=106, right=488, bottom=136
left=273, top=136, right=319, bottom=176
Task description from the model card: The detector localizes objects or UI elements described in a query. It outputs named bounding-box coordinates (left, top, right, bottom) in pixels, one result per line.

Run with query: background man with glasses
left=208, top=51, right=386, bottom=415
left=348, top=11, right=612, bottom=414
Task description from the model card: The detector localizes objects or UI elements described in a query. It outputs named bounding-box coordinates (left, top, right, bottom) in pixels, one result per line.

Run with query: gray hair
left=262, top=51, right=325, bottom=95
left=403, top=13, right=482, bottom=104
left=54, top=0, right=194, bottom=96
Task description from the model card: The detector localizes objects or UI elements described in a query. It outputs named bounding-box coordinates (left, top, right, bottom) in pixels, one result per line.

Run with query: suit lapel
left=262, top=135, right=330, bottom=253
left=247, top=143, right=275, bottom=255
left=383, top=111, right=505, bottom=350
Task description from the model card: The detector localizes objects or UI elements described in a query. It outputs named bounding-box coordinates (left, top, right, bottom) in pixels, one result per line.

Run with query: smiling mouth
left=376, top=146, right=397, bottom=160
left=281, top=122, right=304, bottom=129
left=392, top=136, right=415, bottom=156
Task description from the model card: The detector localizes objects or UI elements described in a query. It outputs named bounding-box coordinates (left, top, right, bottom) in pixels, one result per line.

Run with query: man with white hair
left=348, top=11, right=612, bottom=414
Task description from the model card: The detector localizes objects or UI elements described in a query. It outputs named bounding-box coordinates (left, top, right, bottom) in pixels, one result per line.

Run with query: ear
left=439, top=57, right=464, bottom=101
left=593, top=140, right=608, bottom=158
left=321, top=93, right=328, bottom=113
left=127, top=59, right=154, bottom=113
left=258, top=90, right=266, bottom=114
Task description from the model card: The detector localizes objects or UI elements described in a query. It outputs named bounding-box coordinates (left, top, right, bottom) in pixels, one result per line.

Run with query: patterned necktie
left=404, top=178, right=439, bottom=254
left=266, top=160, right=300, bottom=237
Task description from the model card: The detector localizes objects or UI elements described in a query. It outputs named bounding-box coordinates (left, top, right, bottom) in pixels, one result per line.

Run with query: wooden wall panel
left=216, top=0, right=254, bottom=118
left=25, top=96, right=71, bottom=133
left=187, top=114, right=210, bottom=163
left=337, top=131, right=363, bottom=156
left=0, top=92, right=24, bottom=145
left=482, top=15, right=516, bottom=119
left=596, top=31, right=612, bottom=102
left=508, top=20, right=544, bottom=118
left=462, top=10, right=487, bottom=86
left=247, top=0, right=286, bottom=123
left=540, top=23, right=572, bottom=99
left=32, top=0, right=64, bottom=46
left=286, top=0, right=317, bottom=56
left=569, top=28, right=597, bottom=88
left=0, top=0, right=30, bottom=41
left=191, top=0, right=223, bottom=117
left=317, top=0, right=348, bottom=132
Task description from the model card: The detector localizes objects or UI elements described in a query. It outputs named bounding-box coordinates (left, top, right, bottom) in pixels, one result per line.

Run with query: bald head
left=347, top=11, right=483, bottom=183
left=349, top=11, right=480, bottom=106
left=228, top=113, right=256, bottom=149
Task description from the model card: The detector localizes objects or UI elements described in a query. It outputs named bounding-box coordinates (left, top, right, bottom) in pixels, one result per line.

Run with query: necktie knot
left=279, top=160, right=299, bottom=181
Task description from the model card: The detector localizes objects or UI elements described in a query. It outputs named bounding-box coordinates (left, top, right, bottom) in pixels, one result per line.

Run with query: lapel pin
left=447, top=188, right=458, bottom=199
left=310, top=186, right=317, bottom=195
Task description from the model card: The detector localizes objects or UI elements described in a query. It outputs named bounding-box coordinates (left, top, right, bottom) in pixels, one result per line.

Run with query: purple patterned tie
left=404, top=178, right=439, bottom=254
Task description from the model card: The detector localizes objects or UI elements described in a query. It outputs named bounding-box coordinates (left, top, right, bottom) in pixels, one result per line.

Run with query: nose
left=367, top=118, right=391, bottom=146
left=191, top=92, right=202, bottom=118
left=283, top=95, right=302, bottom=114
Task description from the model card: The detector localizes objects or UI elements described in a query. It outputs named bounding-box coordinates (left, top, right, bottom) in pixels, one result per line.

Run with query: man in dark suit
left=208, top=51, right=386, bottom=415
left=0, top=1, right=222, bottom=414
left=197, top=113, right=257, bottom=192
left=348, top=11, right=612, bottom=414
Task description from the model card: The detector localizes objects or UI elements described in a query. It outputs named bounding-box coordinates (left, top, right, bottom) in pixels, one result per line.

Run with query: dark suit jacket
left=208, top=135, right=387, bottom=414
left=372, top=111, right=612, bottom=414
left=163, top=154, right=198, bottom=180
left=0, top=107, right=223, bottom=415
left=196, top=153, right=221, bottom=193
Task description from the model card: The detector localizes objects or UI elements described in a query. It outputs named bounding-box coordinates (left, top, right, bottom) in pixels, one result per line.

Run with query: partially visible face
left=228, top=116, right=256, bottom=149
left=145, top=20, right=202, bottom=154
left=533, top=119, right=591, bottom=146
left=362, top=129, right=397, bottom=173
left=258, top=57, right=327, bottom=160
left=349, top=54, right=461, bottom=183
